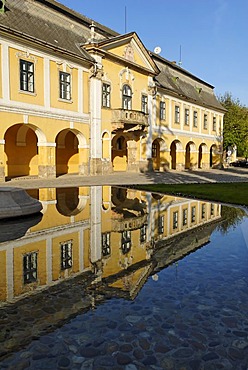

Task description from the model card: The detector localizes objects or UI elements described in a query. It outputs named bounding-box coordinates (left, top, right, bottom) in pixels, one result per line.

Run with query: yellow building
left=0, top=185, right=221, bottom=305
left=0, top=0, right=226, bottom=181
left=150, top=54, right=226, bottom=171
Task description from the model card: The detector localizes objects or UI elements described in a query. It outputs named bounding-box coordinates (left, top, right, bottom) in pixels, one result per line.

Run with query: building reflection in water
left=0, top=186, right=221, bottom=357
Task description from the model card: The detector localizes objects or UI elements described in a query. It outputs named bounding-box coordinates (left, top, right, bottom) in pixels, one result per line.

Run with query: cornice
left=0, top=103, right=90, bottom=124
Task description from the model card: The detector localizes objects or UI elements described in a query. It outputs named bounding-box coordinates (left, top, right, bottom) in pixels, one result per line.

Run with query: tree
left=217, top=205, right=245, bottom=235
left=218, top=92, right=248, bottom=158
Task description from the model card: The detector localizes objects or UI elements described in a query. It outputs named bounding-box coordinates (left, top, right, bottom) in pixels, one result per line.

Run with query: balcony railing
left=112, top=214, right=147, bottom=232
left=111, top=109, right=148, bottom=130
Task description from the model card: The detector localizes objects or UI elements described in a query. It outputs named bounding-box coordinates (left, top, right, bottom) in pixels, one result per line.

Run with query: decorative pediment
left=123, top=43, right=135, bottom=62
left=95, top=32, right=160, bottom=75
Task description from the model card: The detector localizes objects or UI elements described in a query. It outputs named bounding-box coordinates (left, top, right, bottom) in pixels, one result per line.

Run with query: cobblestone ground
left=1, top=167, right=248, bottom=189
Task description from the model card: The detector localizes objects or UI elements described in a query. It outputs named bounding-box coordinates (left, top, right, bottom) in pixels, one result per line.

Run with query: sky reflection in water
left=0, top=186, right=247, bottom=369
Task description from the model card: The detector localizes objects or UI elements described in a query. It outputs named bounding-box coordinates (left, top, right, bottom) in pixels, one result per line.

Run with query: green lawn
left=135, top=183, right=248, bottom=207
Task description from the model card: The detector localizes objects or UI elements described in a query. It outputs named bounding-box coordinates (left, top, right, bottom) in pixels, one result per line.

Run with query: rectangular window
left=121, top=230, right=131, bottom=254
left=193, top=111, right=198, bottom=127
left=201, top=204, right=206, bottom=219
left=173, top=211, right=178, bottom=229
left=213, top=117, right=217, bottom=131
left=210, top=204, right=215, bottom=216
left=61, top=240, right=73, bottom=270
left=102, top=83, right=111, bottom=108
left=160, top=101, right=166, bottom=120
left=175, top=105, right=180, bottom=123
left=158, top=215, right=164, bottom=234
left=140, top=225, right=147, bottom=243
left=20, top=59, right=34, bottom=93
left=59, top=71, right=71, bottom=100
left=141, top=95, right=148, bottom=114
left=182, top=208, right=188, bottom=226
left=184, top=108, right=189, bottom=125
left=203, top=114, right=208, bottom=130
left=23, top=252, right=37, bottom=284
left=102, top=232, right=111, bottom=256
left=122, top=84, right=132, bottom=110
left=191, top=206, right=196, bottom=223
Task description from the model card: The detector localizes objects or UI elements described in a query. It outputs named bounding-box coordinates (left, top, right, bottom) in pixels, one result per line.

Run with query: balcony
left=112, top=214, right=147, bottom=232
left=111, top=109, right=149, bottom=131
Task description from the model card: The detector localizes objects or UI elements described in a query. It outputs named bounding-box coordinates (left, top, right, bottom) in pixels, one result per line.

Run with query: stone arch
left=102, top=131, right=110, bottom=159
left=152, top=138, right=168, bottom=171
left=55, top=129, right=88, bottom=176
left=198, top=143, right=208, bottom=169
left=56, top=129, right=87, bottom=149
left=185, top=141, right=197, bottom=170
left=16, top=124, right=47, bottom=147
left=56, top=187, right=87, bottom=216
left=170, top=140, right=183, bottom=170
left=4, top=123, right=47, bottom=179
left=112, top=134, right=127, bottom=171
left=210, top=144, right=218, bottom=168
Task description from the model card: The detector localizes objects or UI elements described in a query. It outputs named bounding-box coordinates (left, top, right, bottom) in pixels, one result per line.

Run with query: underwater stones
left=116, top=352, right=132, bottom=365
left=232, top=339, right=248, bottom=350
left=79, top=347, right=100, bottom=358
left=202, top=352, right=219, bottom=361
left=57, top=356, right=71, bottom=369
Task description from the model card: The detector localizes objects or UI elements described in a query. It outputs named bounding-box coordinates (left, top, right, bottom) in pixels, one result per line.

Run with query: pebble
left=232, top=339, right=248, bottom=349
left=79, top=347, right=99, bottom=358
left=202, top=352, right=219, bottom=361
left=116, top=353, right=132, bottom=365
left=57, top=356, right=70, bottom=369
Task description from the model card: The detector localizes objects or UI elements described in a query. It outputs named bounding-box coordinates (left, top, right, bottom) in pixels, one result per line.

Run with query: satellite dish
left=154, top=46, right=161, bottom=55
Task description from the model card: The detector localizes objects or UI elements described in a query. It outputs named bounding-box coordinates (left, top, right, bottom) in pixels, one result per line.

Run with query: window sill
left=58, top=98, right=73, bottom=104
left=19, top=90, right=37, bottom=97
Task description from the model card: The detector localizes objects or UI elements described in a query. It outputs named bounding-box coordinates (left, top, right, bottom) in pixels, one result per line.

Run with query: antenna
left=125, top=6, right=127, bottom=33
left=178, top=45, right=182, bottom=66
left=154, top=46, right=161, bottom=55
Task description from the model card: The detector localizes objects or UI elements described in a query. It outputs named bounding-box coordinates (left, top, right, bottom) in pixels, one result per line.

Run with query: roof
left=0, top=0, right=117, bottom=63
left=152, top=53, right=225, bottom=112
left=35, top=0, right=119, bottom=38
left=0, top=0, right=225, bottom=112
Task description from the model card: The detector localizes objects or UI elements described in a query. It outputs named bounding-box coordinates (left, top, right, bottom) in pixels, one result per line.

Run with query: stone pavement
left=1, top=167, right=248, bottom=189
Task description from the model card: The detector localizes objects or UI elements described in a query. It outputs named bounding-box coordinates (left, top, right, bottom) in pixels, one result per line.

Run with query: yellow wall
left=52, top=233, right=79, bottom=281
left=50, top=61, right=78, bottom=111
left=83, top=71, right=89, bottom=113
left=0, top=44, right=2, bottom=99
left=9, top=47, right=44, bottom=105
left=13, top=240, right=47, bottom=296
left=0, top=251, right=6, bottom=301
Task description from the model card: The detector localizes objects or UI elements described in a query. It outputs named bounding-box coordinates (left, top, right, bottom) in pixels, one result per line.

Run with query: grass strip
left=135, top=183, right=248, bottom=207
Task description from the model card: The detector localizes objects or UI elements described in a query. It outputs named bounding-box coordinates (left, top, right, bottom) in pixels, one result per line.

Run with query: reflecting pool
left=0, top=186, right=247, bottom=369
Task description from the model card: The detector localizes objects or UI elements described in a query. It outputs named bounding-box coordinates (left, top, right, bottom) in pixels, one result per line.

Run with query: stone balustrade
left=111, top=109, right=148, bottom=130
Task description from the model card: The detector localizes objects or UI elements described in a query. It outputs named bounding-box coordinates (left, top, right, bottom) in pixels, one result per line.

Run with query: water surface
left=0, top=186, right=247, bottom=369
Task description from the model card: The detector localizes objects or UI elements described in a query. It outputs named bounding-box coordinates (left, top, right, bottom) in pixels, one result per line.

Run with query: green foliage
left=217, top=205, right=246, bottom=234
left=218, top=92, right=248, bottom=157
left=136, top=183, right=248, bottom=206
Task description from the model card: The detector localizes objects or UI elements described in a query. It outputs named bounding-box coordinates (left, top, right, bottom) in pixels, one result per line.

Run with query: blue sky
left=59, top=0, right=248, bottom=106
